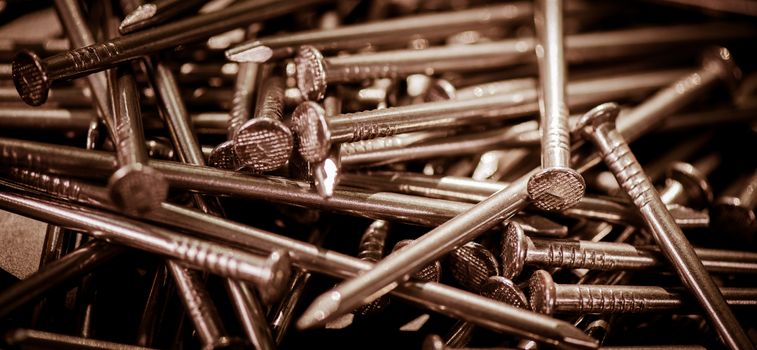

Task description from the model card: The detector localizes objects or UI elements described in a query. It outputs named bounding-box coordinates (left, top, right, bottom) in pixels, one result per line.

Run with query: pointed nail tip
left=225, top=46, right=274, bottom=63
left=120, top=4, right=157, bottom=31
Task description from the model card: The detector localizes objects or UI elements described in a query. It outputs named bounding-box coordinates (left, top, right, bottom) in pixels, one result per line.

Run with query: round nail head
left=12, top=50, right=51, bottom=106
left=528, top=270, right=556, bottom=315
left=527, top=167, right=585, bottom=211
left=258, top=250, right=292, bottom=304
left=501, top=222, right=528, bottom=279
left=234, top=118, right=294, bottom=172
left=576, top=102, right=621, bottom=139
left=295, top=45, right=328, bottom=101
left=667, top=161, right=713, bottom=208
left=481, top=276, right=531, bottom=310
left=107, top=163, right=169, bottom=216
left=292, top=101, right=332, bottom=163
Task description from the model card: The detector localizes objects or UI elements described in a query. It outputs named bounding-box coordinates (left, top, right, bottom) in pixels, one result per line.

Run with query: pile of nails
left=0, top=0, right=756, bottom=349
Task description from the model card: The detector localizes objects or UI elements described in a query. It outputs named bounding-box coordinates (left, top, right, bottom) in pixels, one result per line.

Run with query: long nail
left=0, top=185, right=291, bottom=302
left=12, top=0, right=331, bottom=106
left=500, top=222, right=757, bottom=279
left=528, top=270, right=757, bottom=315
left=338, top=67, right=687, bottom=167
left=291, top=23, right=753, bottom=101
left=527, top=0, right=584, bottom=212
left=576, top=102, right=751, bottom=349
left=226, top=3, right=536, bottom=62
left=4, top=329, right=157, bottom=350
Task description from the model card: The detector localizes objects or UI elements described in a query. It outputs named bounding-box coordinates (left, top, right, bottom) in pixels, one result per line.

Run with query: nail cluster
left=0, top=1, right=756, bottom=349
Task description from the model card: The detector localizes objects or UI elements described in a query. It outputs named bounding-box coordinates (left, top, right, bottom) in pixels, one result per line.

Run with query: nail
left=226, top=29, right=260, bottom=140
left=291, top=23, right=754, bottom=101
left=446, top=242, right=499, bottom=292
left=0, top=185, right=291, bottom=303
left=527, top=0, right=584, bottom=212
left=4, top=329, right=157, bottom=350
left=166, top=261, right=240, bottom=350
left=12, top=0, right=330, bottom=106
left=135, top=266, right=170, bottom=347
left=52, top=0, right=111, bottom=123
left=226, top=3, right=535, bottom=62
left=425, top=333, right=707, bottom=350
left=105, top=62, right=169, bottom=215
left=233, top=76, right=293, bottom=172
left=355, top=220, right=391, bottom=316
left=296, top=168, right=534, bottom=329
left=120, top=0, right=207, bottom=34
left=575, top=102, right=751, bottom=350
left=659, top=156, right=719, bottom=209
left=501, top=222, right=757, bottom=279
left=340, top=172, right=706, bottom=229
left=0, top=240, right=123, bottom=319
left=338, top=67, right=687, bottom=167
left=528, top=270, right=757, bottom=315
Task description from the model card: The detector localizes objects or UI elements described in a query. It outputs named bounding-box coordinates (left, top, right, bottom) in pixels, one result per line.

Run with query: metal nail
left=11, top=0, right=330, bottom=106
left=291, top=23, right=754, bottom=101
left=528, top=270, right=757, bottom=315
left=501, top=222, right=757, bottom=279
left=575, top=102, right=751, bottom=349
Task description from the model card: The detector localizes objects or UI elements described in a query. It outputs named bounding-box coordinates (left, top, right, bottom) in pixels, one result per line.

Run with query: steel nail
left=500, top=222, right=757, bottom=279
left=11, top=0, right=331, bottom=106
left=120, top=0, right=207, bottom=34
left=575, top=102, right=751, bottom=349
left=4, top=328, right=157, bottom=350
left=528, top=270, right=757, bottom=315
left=234, top=76, right=293, bottom=172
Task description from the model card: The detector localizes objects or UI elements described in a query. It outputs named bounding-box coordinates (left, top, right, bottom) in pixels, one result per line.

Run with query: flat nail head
left=527, top=167, right=585, bottom=211
left=291, top=101, right=332, bottom=163
left=107, top=163, right=169, bottom=216
left=575, top=102, right=621, bottom=139
left=295, top=45, right=327, bottom=101
left=208, top=140, right=240, bottom=170
left=258, top=250, right=292, bottom=304
left=447, top=241, right=499, bottom=291
left=667, top=162, right=713, bottom=207
left=481, top=276, right=531, bottom=310
left=501, top=222, right=528, bottom=280
left=12, top=50, right=50, bottom=106
left=234, top=118, right=294, bottom=172
left=528, top=270, right=556, bottom=315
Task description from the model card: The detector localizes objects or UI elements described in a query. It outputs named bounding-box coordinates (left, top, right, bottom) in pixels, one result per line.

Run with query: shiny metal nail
left=528, top=270, right=757, bottom=315
left=145, top=204, right=597, bottom=348
left=295, top=168, right=534, bottom=329
left=12, top=0, right=330, bottom=106
left=291, top=23, right=753, bottom=101
left=52, top=0, right=111, bottom=124
left=355, top=220, right=391, bottom=316
left=339, top=67, right=687, bottom=167
left=234, top=76, right=293, bottom=172
left=575, top=102, right=751, bottom=350
left=226, top=3, right=535, bottom=62
left=4, top=329, right=157, bottom=350
left=527, top=0, right=584, bottom=212
left=0, top=186, right=291, bottom=303
left=501, top=222, right=757, bottom=279
left=224, top=280, right=274, bottom=350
